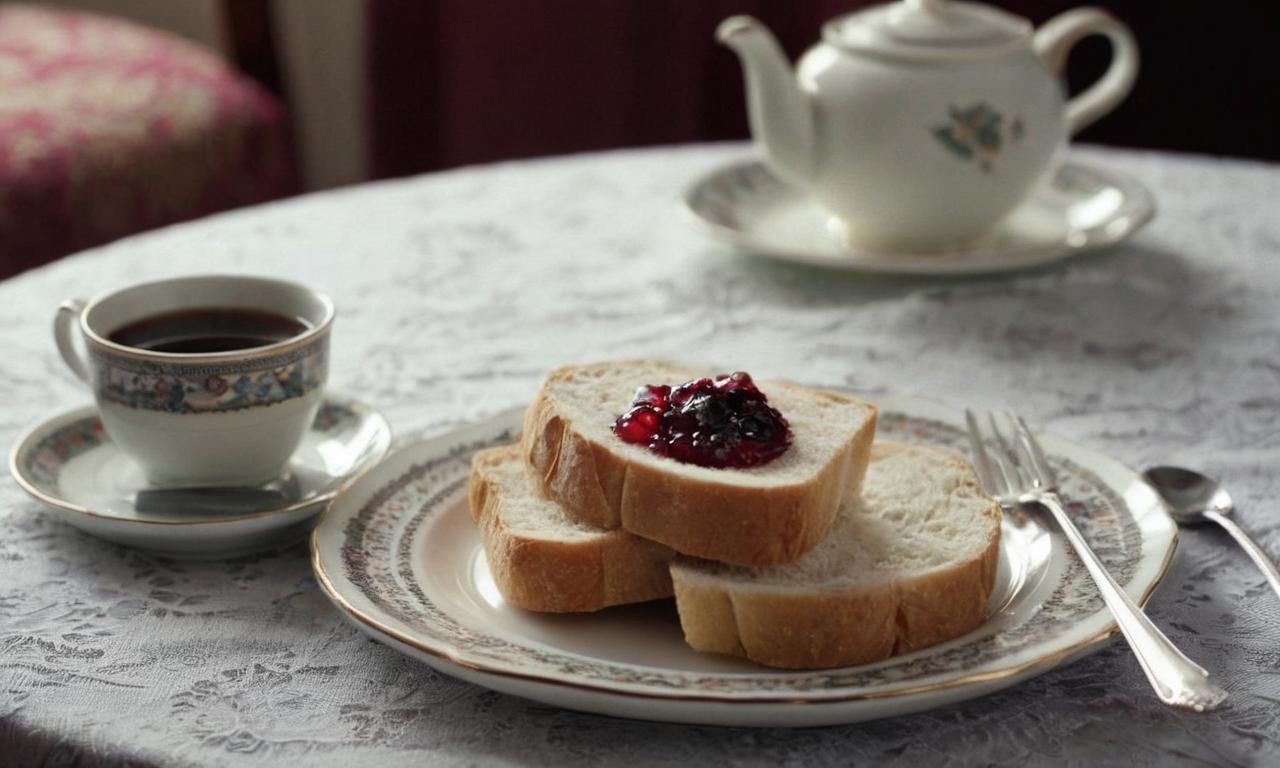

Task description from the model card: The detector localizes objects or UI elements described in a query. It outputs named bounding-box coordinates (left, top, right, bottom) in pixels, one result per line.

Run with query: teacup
left=53, top=275, right=334, bottom=487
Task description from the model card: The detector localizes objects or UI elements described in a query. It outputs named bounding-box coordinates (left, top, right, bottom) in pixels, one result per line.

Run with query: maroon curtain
left=365, top=0, right=1280, bottom=179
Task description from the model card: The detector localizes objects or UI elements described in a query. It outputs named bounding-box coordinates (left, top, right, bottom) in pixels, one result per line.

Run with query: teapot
left=718, top=0, right=1138, bottom=251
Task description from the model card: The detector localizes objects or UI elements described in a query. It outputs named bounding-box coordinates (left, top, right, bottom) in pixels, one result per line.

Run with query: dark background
left=239, top=1, right=1280, bottom=178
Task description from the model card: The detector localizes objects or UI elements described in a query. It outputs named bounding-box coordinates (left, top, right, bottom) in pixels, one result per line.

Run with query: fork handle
left=1036, top=492, right=1228, bottom=711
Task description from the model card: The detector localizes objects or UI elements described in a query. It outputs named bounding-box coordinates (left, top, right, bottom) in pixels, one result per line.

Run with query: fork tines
left=965, top=409, right=1056, bottom=501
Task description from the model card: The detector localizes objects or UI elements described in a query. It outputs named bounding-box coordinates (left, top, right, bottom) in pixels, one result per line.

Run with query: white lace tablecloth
left=2, top=144, right=1279, bottom=767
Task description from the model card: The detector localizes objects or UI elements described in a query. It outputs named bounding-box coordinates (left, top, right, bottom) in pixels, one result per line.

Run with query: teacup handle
left=54, top=299, right=91, bottom=383
left=1034, top=7, right=1139, bottom=136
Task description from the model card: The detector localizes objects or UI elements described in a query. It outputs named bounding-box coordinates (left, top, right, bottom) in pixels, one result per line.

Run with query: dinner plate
left=311, top=396, right=1176, bottom=727
left=682, top=159, right=1156, bottom=275
left=10, top=395, right=391, bottom=558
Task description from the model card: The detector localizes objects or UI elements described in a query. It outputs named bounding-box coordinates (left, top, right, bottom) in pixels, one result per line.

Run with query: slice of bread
left=670, top=441, right=1002, bottom=669
left=521, top=360, right=878, bottom=566
left=469, top=444, right=675, bottom=613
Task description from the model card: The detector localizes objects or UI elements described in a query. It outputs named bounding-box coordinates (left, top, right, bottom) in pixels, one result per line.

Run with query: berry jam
left=612, top=372, right=792, bottom=469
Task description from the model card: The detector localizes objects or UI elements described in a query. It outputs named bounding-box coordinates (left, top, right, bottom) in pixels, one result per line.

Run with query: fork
left=966, top=409, right=1228, bottom=712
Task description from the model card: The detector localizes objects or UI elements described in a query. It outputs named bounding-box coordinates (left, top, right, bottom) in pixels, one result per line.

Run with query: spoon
left=1144, top=466, right=1280, bottom=600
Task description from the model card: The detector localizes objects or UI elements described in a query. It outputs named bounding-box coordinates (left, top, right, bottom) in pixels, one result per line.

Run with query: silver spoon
left=1144, top=466, right=1280, bottom=600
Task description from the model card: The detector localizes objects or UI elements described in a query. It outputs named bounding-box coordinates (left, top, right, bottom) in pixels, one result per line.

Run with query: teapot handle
left=1034, top=7, right=1139, bottom=136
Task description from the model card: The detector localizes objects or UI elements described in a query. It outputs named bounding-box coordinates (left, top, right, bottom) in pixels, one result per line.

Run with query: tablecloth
left=2, top=144, right=1278, bottom=767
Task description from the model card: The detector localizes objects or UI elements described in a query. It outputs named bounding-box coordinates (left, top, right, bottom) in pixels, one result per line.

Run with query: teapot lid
left=824, top=0, right=1031, bottom=60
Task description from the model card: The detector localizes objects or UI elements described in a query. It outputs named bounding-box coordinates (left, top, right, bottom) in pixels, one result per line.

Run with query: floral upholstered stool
left=0, top=5, right=296, bottom=278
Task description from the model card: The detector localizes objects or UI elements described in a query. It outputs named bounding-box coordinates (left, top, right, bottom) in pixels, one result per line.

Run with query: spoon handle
left=1204, top=509, right=1280, bottom=600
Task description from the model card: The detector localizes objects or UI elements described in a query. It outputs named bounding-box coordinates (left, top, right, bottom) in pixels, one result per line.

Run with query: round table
left=2, top=144, right=1278, bottom=766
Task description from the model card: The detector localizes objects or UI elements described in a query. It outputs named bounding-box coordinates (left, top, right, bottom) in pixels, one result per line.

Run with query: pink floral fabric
left=0, top=5, right=296, bottom=277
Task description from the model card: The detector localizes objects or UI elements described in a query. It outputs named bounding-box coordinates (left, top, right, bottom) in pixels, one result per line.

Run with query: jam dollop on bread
left=613, top=372, right=792, bottom=468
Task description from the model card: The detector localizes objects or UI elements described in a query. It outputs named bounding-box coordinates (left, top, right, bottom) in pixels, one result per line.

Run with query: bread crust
left=670, top=444, right=1002, bottom=669
left=521, top=362, right=878, bottom=566
left=469, top=446, right=674, bottom=613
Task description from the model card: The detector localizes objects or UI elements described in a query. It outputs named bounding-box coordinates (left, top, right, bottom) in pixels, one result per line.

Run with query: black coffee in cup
left=108, top=308, right=310, bottom=354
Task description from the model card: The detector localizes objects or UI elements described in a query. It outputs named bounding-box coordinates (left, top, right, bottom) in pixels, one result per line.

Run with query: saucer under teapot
left=683, top=155, right=1154, bottom=274
left=718, top=0, right=1138, bottom=252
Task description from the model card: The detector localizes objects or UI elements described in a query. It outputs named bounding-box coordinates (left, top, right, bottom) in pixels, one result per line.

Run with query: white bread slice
left=468, top=444, right=675, bottom=613
left=670, top=441, right=1001, bottom=669
left=521, top=360, right=878, bottom=566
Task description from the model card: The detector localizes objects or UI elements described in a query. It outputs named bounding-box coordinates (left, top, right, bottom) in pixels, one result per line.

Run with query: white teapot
left=718, top=0, right=1138, bottom=251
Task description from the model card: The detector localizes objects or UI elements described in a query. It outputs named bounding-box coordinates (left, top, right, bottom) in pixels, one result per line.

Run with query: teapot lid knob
left=825, top=0, right=1031, bottom=60
left=904, top=0, right=947, bottom=13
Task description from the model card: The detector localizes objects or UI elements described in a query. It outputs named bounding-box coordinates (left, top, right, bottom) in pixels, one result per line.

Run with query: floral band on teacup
left=88, top=337, right=328, bottom=414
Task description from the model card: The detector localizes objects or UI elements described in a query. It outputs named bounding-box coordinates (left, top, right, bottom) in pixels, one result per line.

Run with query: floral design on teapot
left=932, top=103, right=1025, bottom=173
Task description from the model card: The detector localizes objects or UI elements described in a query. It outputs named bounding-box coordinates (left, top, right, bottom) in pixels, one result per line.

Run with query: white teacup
left=54, top=275, right=334, bottom=488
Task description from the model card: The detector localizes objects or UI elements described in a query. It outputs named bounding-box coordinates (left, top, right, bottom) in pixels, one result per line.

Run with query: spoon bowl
left=1143, top=466, right=1234, bottom=524
left=1144, top=464, right=1280, bottom=602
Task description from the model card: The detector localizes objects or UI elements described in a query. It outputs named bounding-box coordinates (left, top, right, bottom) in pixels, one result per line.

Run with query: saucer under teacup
left=8, top=395, right=390, bottom=559
left=683, top=159, right=1155, bottom=275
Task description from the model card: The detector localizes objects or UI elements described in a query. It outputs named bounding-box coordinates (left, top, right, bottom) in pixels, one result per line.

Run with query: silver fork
left=966, top=409, right=1228, bottom=712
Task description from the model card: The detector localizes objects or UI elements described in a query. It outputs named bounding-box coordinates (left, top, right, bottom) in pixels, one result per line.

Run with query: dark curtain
left=365, top=1, right=1280, bottom=178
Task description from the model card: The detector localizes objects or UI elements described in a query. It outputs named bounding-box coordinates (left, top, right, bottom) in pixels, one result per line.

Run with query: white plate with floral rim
left=311, top=395, right=1176, bottom=727
left=682, top=159, right=1155, bottom=275
left=9, top=395, right=390, bottom=559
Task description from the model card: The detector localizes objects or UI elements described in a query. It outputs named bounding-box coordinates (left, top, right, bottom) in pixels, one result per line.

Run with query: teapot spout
left=717, top=16, right=814, bottom=185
